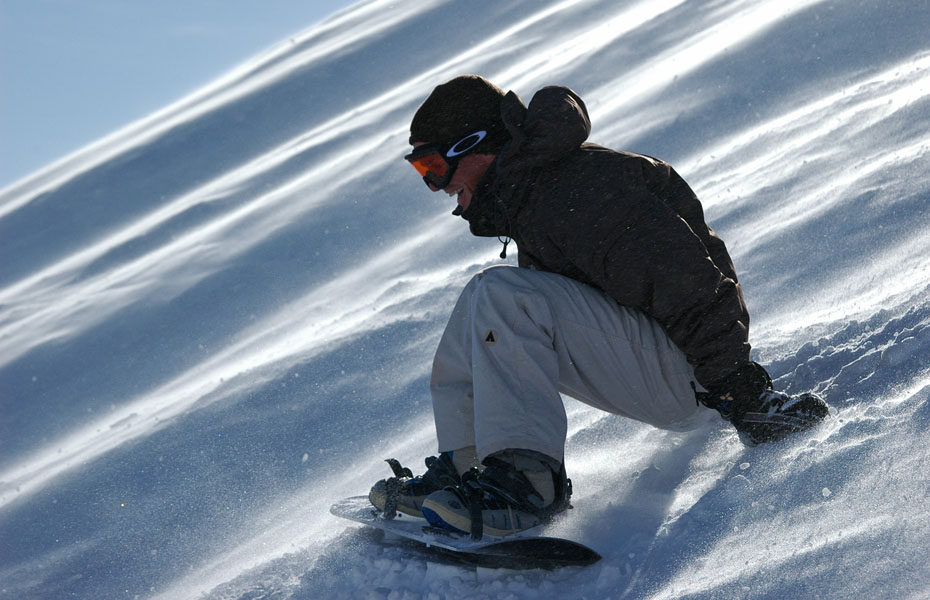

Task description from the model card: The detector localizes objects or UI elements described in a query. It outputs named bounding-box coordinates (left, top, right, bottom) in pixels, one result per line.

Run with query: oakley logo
left=446, top=130, right=487, bottom=158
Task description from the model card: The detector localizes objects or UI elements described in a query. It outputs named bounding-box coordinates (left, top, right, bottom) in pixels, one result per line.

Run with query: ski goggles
left=404, top=130, right=488, bottom=190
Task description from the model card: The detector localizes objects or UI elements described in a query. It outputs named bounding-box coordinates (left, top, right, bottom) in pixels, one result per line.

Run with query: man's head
left=405, top=75, right=508, bottom=212
left=409, top=75, right=508, bottom=151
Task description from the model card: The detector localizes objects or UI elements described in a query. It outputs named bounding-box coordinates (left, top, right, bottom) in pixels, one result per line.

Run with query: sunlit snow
left=1, top=0, right=929, bottom=599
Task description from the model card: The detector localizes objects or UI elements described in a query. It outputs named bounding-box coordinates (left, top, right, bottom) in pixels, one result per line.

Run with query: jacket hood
left=462, top=86, right=592, bottom=237
left=497, top=86, right=592, bottom=173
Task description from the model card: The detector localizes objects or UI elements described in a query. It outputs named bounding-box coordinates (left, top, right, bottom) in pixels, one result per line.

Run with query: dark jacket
left=461, top=86, right=752, bottom=389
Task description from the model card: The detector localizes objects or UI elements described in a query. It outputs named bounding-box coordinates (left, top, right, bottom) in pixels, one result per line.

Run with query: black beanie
left=409, top=75, right=509, bottom=154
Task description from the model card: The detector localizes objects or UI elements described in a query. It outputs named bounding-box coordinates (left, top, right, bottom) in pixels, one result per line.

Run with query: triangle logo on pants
left=484, top=330, right=498, bottom=347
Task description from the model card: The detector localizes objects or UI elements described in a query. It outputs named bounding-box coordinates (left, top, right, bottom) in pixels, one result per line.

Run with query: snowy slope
left=1, top=0, right=929, bottom=598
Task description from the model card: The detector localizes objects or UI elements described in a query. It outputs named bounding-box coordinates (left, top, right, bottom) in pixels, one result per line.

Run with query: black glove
left=699, top=362, right=829, bottom=445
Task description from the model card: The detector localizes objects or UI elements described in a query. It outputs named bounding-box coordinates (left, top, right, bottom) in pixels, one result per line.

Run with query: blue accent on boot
left=422, top=506, right=467, bottom=535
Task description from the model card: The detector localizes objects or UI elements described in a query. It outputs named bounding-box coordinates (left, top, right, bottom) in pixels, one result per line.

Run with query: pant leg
left=431, top=266, right=702, bottom=464
left=430, top=274, right=481, bottom=454
left=431, top=267, right=568, bottom=461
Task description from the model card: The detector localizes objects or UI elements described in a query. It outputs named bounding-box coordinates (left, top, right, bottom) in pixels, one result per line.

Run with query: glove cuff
left=701, top=362, right=773, bottom=421
left=708, top=362, right=772, bottom=397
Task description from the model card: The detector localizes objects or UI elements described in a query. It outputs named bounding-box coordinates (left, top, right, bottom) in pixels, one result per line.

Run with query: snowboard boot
left=420, top=449, right=571, bottom=539
left=369, top=449, right=473, bottom=518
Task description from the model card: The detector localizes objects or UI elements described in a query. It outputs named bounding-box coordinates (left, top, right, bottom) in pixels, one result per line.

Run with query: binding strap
left=379, top=458, right=413, bottom=520
left=385, top=458, right=414, bottom=478
left=381, top=477, right=401, bottom=520
left=461, top=469, right=485, bottom=540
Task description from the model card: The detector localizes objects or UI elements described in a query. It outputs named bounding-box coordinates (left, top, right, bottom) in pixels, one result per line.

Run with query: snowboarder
left=370, top=75, right=828, bottom=539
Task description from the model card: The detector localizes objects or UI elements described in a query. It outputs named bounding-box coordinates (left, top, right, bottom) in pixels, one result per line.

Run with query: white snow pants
left=430, top=266, right=703, bottom=464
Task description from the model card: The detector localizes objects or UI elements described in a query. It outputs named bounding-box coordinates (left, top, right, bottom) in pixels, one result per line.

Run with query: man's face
left=411, top=141, right=496, bottom=212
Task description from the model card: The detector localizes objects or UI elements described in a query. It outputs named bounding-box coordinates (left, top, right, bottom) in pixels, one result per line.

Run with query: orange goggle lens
left=408, top=152, right=448, bottom=178
left=405, top=147, right=455, bottom=189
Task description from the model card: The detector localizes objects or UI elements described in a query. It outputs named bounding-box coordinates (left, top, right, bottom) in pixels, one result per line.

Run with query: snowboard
left=330, top=496, right=601, bottom=569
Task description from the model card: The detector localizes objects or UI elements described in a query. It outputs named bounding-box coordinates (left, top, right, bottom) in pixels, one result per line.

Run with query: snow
left=1, top=0, right=929, bottom=598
